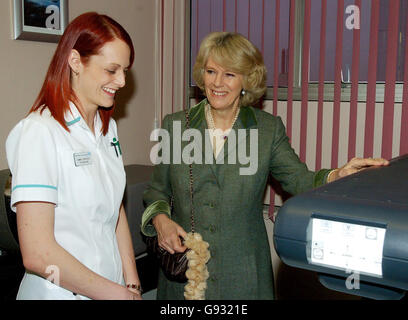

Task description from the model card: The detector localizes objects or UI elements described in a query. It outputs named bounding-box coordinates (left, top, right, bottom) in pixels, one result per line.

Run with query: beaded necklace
left=205, top=104, right=240, bottom=157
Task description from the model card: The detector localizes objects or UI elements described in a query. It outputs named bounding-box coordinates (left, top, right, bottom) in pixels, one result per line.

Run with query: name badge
left=73, top=152, right=92, bottom=167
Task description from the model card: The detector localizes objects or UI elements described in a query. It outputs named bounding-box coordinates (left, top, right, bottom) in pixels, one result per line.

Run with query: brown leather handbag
left=145, top=110, right=195, bottom=283
left=145, top=234, right=190, bottom=283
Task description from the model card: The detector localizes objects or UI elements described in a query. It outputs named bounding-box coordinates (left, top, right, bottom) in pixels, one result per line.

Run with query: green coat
left=141, top=99, right=331, bottom=300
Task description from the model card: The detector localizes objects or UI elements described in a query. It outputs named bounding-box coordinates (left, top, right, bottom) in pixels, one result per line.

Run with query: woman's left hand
left=328, top=157, right=389, bottom=182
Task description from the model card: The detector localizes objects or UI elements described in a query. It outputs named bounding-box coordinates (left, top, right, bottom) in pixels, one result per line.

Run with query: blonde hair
left=193, top=32, right=267, bottom=107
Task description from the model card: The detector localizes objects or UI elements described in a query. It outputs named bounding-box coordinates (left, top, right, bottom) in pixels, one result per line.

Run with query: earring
left=241, top=89, right=246, bottom=96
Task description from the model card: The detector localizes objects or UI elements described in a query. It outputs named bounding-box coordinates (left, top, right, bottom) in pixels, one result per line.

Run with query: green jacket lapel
left=220, top=106, right=258, bottom=163
left=188, top=100, right=221, bottom=185
left=187, top=100, right=258, bottom=183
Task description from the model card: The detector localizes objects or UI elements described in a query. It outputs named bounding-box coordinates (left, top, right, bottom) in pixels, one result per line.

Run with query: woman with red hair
left=6, top=12, right=141, bottom=300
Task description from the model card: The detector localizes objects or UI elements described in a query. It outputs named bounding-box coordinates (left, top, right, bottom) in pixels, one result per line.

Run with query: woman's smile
left=102, top=87, right=117, bottom=97
left=203, top=57, right=244, bottom=112
left=210, top=89, right=228, bottom=97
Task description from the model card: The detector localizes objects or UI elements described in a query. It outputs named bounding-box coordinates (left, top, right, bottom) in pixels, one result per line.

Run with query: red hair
left=30, top=12, right=135, bottom=135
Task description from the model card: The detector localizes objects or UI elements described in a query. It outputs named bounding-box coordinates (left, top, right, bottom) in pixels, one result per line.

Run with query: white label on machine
left=311, top=218, right=386, bottom=277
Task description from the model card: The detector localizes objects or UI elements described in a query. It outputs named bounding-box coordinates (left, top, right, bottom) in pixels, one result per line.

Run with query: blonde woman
left=141, top=32, right=388, bottom=300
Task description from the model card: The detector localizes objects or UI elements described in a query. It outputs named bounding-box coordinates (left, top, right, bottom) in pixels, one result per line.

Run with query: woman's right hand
left=127, top=289, right=143, bottom=300
left=152, top=214, right=188, bottom=254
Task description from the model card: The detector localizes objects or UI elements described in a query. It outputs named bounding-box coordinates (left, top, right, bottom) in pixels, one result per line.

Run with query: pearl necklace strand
left=205, top=104, right=240, bottom=157
left=206, top=104, right=240, bottom=132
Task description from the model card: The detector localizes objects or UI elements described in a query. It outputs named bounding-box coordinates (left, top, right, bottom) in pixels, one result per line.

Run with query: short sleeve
left=6, top=117, right=58, bottom=211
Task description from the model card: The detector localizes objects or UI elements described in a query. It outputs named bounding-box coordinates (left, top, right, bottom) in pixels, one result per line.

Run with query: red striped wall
left=315, top=0, right=327, bottom=171
left=348, top=0, right=361, bottom=160
left=381, top=0, right=400, bottom=159
left=364, top=0, right=379, bottom=158
left=177, top=0, right=407, bottom=211
left=401, top=7, right=408, bottom=155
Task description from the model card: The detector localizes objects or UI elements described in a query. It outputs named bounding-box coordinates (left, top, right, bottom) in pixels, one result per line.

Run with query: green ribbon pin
left=111, top=138, right=122, bottom=157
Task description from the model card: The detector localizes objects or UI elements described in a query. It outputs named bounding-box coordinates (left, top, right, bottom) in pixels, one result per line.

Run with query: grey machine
left=274, top=154, right=408, bottom=300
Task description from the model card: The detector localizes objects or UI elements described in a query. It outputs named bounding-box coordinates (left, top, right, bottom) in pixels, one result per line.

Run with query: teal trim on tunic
left=12, top=184, right=57, bottom=191
left=65, top=117, right=81, bottom=126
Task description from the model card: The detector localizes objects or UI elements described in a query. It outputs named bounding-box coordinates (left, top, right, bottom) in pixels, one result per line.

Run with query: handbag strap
left=184, top=110, right=195, bottom=234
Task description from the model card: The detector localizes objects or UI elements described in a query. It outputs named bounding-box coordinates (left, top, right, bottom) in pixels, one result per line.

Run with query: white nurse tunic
left=6, top=102, right=126, bottom=300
